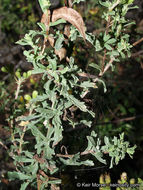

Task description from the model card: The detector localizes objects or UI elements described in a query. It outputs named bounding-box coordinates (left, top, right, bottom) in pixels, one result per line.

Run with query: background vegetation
left=0, top=0, right=143, bottom=189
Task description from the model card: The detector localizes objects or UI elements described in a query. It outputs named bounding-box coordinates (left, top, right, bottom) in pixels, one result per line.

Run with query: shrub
left=4, top=0, right=138, bottom=189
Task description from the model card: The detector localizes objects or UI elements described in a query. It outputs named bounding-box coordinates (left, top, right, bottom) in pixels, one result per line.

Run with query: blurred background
left=0, top=0, right=143, bottom=189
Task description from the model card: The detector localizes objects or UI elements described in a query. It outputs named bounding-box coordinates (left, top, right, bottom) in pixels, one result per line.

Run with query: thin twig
left=132, top=37, right=143, bottom=47
left=18, top=108, right=33, bottom=154
left=78, top=72, right=98, bottom=79
left=74, top=166, right=107, bottom=171
left=18, top=125, right=27, bottom=155
left=15, top=79, right=23, bottom=100
left=10, top=120, right=17, bottom=148
left=101, top=0, right=121, bottom=72
left=131, top=50, right=143, bottom=57
left=0, top=141, right=8, bottom=150
left=56, top=150, right=108, bottom=158
left=56, top=154, right=73, bottom=158
left=101, top=16, right=111, bottom=72
left=41, top=38, right=47, bottom=55
left=99, top=57, right=114, bottom=76
left=65, top=114, right=143, bottom=132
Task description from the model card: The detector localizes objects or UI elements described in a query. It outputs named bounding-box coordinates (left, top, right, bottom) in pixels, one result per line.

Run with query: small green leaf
left=99, top=0, right=111, bottom=7
left=32, top=90, right=38, bottom=99
left=8, top=172, right=32, bottom=180
left=103, top=34, right=111, bottom=42
left=104, top=43, right=112, bottom=50
left=38, top=0, right=50, bottom=13
left=106, top=38, right=116, bottom=44
left=1, top=67, right=8, bottom=73
left=20, top=182, right=30, bottom=190
left=24, top=94, right=31, bottom=101
left=95, top=39, right=102, bottom=51
left=37, top=22, right=46, bottom=31
left=15, top=71, right=21, bottom=79
left=89, top=63, right=101, bottom=72
left=55, top=34, right=64, bottom=50
left=50, top=19, right=67, bottom=26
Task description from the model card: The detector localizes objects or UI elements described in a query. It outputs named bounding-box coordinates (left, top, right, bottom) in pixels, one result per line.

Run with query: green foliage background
left=0, top=0, right=143, bottom=189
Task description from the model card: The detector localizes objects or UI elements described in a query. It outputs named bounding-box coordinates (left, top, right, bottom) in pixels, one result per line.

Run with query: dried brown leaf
left=51, top=184, right=60, bottom=190
left=52, top=7, right=86, bottom=41
left=55, top=47, right=67, bottom=61
left=64, top=24, right=71, bottom=38
left=64, top=24, right=70, bottom=44
left=48, top=35, right=55, bottom=47
left=19, top=121, right=29, bottom=127
left=47, top=36, right=67, bottom=60
left=41, top=10, right=51, bottom=32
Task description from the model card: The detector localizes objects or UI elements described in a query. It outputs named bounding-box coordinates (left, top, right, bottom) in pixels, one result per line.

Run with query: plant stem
left=101, top=16, right=111, bottom=72
left=132, top=37, right=143, bottom=47
left=15, top=79, right=23, bottom=100
left=0, top=141, right=8, bottom=150
left=100, top=57, right=114, bottom=76
left=18, top=107, right=33, bottom=154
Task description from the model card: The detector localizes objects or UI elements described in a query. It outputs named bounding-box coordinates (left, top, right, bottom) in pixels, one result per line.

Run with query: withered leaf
left=48, top=35, right=55, bottom=47
left=46, top=35, right=67, bottom=60
left=64, top=24, right=71, bottom=38
left=55, top=47, right=67, bottom=61
left=52, top=7, right=86, bottom=41
left=41, top=10, right=51, bottom=32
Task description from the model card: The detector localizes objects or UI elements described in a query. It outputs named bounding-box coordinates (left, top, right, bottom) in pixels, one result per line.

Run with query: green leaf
left=103, top=34, right=110, bottom=42
left=37, top=22, right=46, bottom=31
left=95, top=39, right=102, bottom=51
left=92, top=151, right=106, bottom=164
left=55, top=34, right=64, bottom=50
left=67, top=95, right=87, bottom=112
left=104, top=43, right=112, bottom=50
left=80, top=81, right=95, bottom=88
left=106, top=38, right=116, bottom=44
left=35, top=108, right=55, bottom=119
left=32, top=162, right=39, bottom=175
left=86, top=33, right=95, bottom=46
left=80, top=120, right=92, bottom=128
left=70, top=26, right=78, bottom=41
left=89, top=63, right=101, bottom=72
left=48, top=179, right=62, bottom=184
left=52, top=117, right=63, bottom=147
left=38, top=0, right=50, bottom=13
left=50, top=19, right=67, bottom=26
left=97, top=79, right=107, bottom=93
left=99, top=0, right=111, bottom=7
left=8, top=172, right=32, bottom=180
left=47, top=57, right=57, bottom=71
left=30, top=125, right=46, bottom=140
left=90, top=131, right=97, bottom=138
left=107, top=50, right=119, bottom=56
left=104, top=136, right=110, bottom=146
left=24, top=151, right=34, bottom=159
left=87, top=136, right=96, bottom=147
left=20, top=182, right=30, bottom=190
left=60, top=153, right=94, bottom=166
left=14, top=156, right=34, bottom=163
left=127, top=146, right=136, bottom=156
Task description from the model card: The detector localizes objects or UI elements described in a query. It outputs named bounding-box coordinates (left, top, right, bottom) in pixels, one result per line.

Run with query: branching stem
left=15, top=78, right=24, bottom=100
